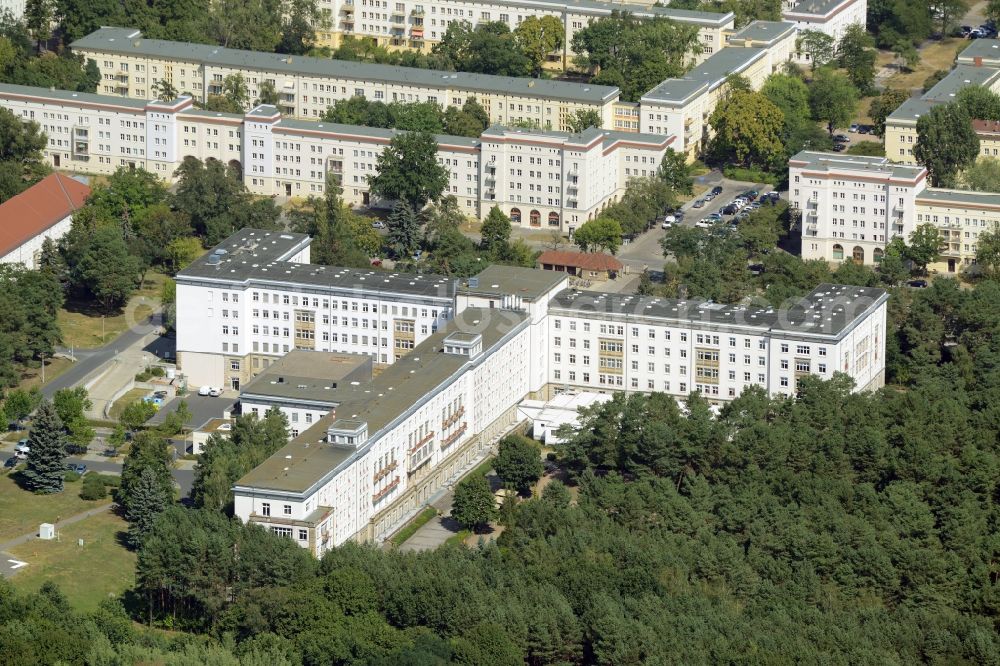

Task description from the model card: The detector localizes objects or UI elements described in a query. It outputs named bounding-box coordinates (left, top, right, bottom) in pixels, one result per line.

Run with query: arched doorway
left=530, top=210, right=541, bottom=227
left=873, top=248, right=884, bottom=263
left=548, top=212, right=560, bottom=226
left=852, top=246, right=864, bottom=264
left=228, top=159, right=242, bottom=180
left=832, top=244, right=844, bottom=261
left=510, top=208, right=521, bottom=224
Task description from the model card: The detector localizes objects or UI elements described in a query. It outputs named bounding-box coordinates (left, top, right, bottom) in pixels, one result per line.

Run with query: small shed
left=536, top=250, right=624, bottom=281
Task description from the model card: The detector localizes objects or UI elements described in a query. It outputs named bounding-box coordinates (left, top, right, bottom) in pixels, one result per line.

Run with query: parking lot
left=676, top=181, right=777, bottom=229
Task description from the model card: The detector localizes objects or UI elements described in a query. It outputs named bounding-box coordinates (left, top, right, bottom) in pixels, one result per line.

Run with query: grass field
left=883, top=39, right=966, bottom=92
left=58, top=272, right=168, bottom=349
left=9, top=510, right=135, bottom=613
left=0, top=473, right=109, bottom=542
left=108, top=388, right=151, bottom=422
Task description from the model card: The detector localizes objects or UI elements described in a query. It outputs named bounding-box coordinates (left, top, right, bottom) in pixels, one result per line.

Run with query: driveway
left=43, top=307, right=172, bottom=400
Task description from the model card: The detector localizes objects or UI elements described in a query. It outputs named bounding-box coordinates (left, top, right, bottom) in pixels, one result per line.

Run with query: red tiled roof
left=536, top=250, right=623, bottom=272
left=972, top=119, right=1000, bottom=136
left=0, top=173, right=90, bottom=258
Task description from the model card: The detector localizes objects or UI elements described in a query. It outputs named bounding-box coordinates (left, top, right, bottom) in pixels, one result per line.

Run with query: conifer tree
left=125, top=466, right=169, bottom=549
left=22, top=400, right=67, bottom=494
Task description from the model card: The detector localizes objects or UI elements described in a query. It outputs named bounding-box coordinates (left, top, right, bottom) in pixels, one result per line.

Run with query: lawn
left=108, top=388, right=152, bottom=422
left=0, top=472, right=109, bottom=542
left=882, top=39, right=966, bottom=92
left=9, top=510, right=135, bottom=613
left=16, top=356, right=73, bottom=392
left=58, top=272, right=168, bottom=349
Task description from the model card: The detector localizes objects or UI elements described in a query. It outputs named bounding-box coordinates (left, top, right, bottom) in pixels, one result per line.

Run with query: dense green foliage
left=0, top=263, right=62, bottom=392
left=914, top=103, right=980, bottom=187
left=571, top=12, right=699, bottom=102
left=368, top=131, right=450, bottom=210
left=21, top=400, right=67, bottom=493
left=0, top=105, right=49, bottom=204
left=493, top=434, right=543, bottom=495
left=0, top=13, right=99, bottom=94
left=322, top=96, right=491, bottom=137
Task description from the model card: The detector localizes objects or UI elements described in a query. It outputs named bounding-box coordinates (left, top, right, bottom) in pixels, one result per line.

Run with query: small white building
left=518, top=392, right=613, bottom=445
left=0, top=173, right=89, bottom=269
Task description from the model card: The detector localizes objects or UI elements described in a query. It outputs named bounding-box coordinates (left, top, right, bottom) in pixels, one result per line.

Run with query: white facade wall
left=785, top=0, right=868, bottom=63
left=790, top=152, right=927, bottom=266
left=240, top=399, right=334, bottom=436
left=0, top=214, right=73, bottom=270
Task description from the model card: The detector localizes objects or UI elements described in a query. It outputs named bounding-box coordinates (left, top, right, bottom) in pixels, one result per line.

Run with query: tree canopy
left=914, top=102, right=980, bottom=187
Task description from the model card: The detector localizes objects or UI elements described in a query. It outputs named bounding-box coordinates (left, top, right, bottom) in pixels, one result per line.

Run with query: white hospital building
left=176, top=229, right=889, bottom=554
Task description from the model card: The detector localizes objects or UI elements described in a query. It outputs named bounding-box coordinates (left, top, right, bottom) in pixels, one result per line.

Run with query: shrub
left=150, top=367, right=166, bottom=377
left=95, top=474, right=121, bottom=488
left=80, top=474, right=108, bottom=500
left=63, top=471, right=81, bottom=483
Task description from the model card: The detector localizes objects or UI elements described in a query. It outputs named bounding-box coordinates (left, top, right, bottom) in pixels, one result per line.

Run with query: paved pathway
left=0, top=503, right=114, bottom=577
left=396, top=488, right=461, bottom=553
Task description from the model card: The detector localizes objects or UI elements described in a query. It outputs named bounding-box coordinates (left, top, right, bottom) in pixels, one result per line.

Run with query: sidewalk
left=0, top=503, right=113, bottom=554
left=396, top=489, right=461, bottom=553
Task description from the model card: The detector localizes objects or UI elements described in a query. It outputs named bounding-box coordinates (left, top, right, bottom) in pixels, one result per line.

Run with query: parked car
left=749, top=263, right=765, bottom=276
left=154, top=390, right=168, bottom=399
left=743, top=190, right=759, bottom=201
left=74, top=464, right=87, bottom=475
left=692, top=199, right=706, bottom=208
left=710, top=185, right=723, bottom=196
left=857, top=124, right=871, bottom=135
left=722, top=204, right=739, bottom=215
left=960, top=25, right=973, bottom=36
left=907, top=279, right=929, bottom=288
left=661, top=220, right=674, bottom=229
left=706, top=212, right=722, bottom=222
left=832, top=143, right=847, bottom=152
left=209, top=387, right=224, bottom=397
left=767, top=192, right=781, bottom=203
left=371, top=220, right=386, bottom=229
left=198, top=385, right=212, bottom=396
left=4, top=457, right=17, bottom=469
left=969, top=28, right=983, bottom=38
left=833, top=134, right=850, bottom=143
left=849, top=123, right=859, bottom=132
left=696, top=219, right=713, bottom=228
left=15, top=438, right=29, bottom=454
left=703, top=192, right=717, bottom=201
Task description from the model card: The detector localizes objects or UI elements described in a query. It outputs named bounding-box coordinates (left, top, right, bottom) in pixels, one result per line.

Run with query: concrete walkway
left=397, top=488, right=461, bottom=553
left=0, top=503, right=114, bottom=554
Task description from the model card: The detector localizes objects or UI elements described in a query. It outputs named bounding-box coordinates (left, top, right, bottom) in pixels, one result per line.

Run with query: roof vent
left=206, top=254, right=221, bottom=265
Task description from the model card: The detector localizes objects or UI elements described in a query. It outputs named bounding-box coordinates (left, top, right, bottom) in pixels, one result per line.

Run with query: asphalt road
left=43, top=309, right=172, bottom=400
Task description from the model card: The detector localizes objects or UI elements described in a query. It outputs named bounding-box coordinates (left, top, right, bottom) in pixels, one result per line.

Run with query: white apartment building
left=312, top=0, right=734, bottom=66
left=791, top=151, right=927, bottom=265
left=792, top=150, right=1000, bottom=272
left=0, top=83, right=670, bottom=227
left=784, top=0, right=868, bottom=59
left=219, top=239, right=887, bottom=554
left=174, top=229, right=457, bottom=390
left=70, top=26, right=621, bottom=132
left=0, top=0, right=24, bottom=19
left=640, top=27, right=795, bottom=158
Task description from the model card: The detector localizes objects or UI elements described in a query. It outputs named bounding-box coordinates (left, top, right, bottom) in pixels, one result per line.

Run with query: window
left=260, top=502, right=271, bottom=517
left=283, top=504, right=292, bottom=515
left=271, top=527, right=293, bottom=538
left=298, top=529, right=308, bottom=541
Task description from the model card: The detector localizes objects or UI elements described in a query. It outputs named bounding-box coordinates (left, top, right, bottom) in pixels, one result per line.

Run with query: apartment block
left=70, top=27, right=621, bottom=132
left=792, top=150, right=1000, bottom=272
left=783, top=0, right=868, bottom=60
left=639, top=36, right=793, bottom=158
left=216, top=235, right=887, bottom=554
left=885, top=40, right=1000, bottom=165
left=0, top=83, right=669, bottom=226
left=298, top=0, right=734, bottom=66
left=791, top=151, right=927, bottom=265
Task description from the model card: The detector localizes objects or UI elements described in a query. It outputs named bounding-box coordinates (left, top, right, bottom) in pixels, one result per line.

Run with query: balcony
left=409, top=431, right=435, bottom=453
left=342, top=1, right=355, bottom=11
left=372, top=476, right=400, bottom=504
left=441, top=406, right=465, bottom=430
left=373, top=460, right=398, bottom=483
left=391, top=14, right=405, bottom=26
left=441, top=422, right=468, bottom=450
left=411, top=7, right=424, bottom=15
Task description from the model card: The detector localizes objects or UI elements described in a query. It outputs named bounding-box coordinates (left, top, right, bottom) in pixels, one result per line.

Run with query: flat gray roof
left=240, top=352, right=373, bottom=405
left=916, top=188, right=1000, bottom=208
left=886, top=97, right=933, bottom=124
left=550, top=283, right=888, bottom=338
left=71, top=27, right=620, bottom=104
left=784, top=0, right=853, bottom=17
left=236, top=307, right=529, bottom=494
left=0, top=82, right=149, bottom=109
left=726, top=20, right=796, bottom=45
left=789, top=150, right=926, bottom=181
left=641, top=47, right=765, bottom=104
left=480, top=124, right=667, bottom=148
left=177, top=229, right=456, bottom=300
left=957, top=38, right=1000, bottom=64
left=276, top=115, right=482, bottom=148
left=922, top=65, right=1000, bottom=104
left=461, top=265, right=567, bottom=301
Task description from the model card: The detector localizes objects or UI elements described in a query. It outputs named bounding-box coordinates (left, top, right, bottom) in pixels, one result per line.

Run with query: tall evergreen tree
left=22, top=400, right=67, bottom=493
left=125, top=466, right=169, bottom=549
left=386, top=200, right=421, bottom=260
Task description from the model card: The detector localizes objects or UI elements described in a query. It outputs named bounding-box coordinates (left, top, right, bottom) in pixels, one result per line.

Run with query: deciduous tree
left=708, top=90, right=785, bottom=169
left=573, top=217, right=622, bottom=254
left=368, top=131, right=449, bottom=210
left=837, top=24, right=877, bottom=93
left=565, top=108, right=602, bottom=133
left=796, top=30, right=834, bottom=70
left=868, top=88, right=909, bottom=136
left=450, top=473, right=496, bottom=532
left=914, top=102, right=979, bottom=187
left=809, top=68, right=859, bottom=134
left=514, top=15, right=563, bottom=75
left=906, top=223, right=944, bottom=273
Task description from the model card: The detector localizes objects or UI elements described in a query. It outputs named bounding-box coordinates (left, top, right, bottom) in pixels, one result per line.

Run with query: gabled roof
left=537, top=250, right=624, bottom=271
left=0, top=174, right=90, bottom=258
